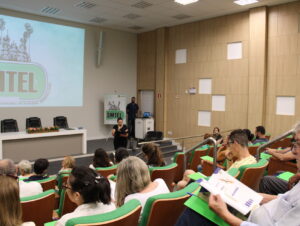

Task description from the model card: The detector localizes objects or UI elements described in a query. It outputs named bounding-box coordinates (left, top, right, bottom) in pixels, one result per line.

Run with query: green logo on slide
left=0, top=61, right=49, bottom=104
left=106, top=110, right=125, bottom=120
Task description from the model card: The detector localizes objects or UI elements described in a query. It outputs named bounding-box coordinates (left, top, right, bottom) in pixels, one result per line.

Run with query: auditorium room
left=0, top=0, right=300, bottom=225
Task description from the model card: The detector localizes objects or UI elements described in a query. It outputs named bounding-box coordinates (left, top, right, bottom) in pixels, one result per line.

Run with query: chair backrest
left=248, top=145, right=260, bottom=156
left=95, top=165, right=118, bottom=178
left=267, top=157, right=298, bottom=175
left=189, top=146, right=209, bottom=172
left=268, top=137, right=292, bottom=149
left=238, top=159, right=269, bottom=190
left=149, top=163, right=178, bottom=190
left=144, top=131, right=163, bottom=141
left=57, top=188, right=77, bottom=217
left=201, top=158, right=226, bottom=177
left=139, top=182, right=199, bottom=226
left=35, top=176, right=57, bottom=191
left=57, top=172, right=71, bottom=195
left=26, top=117, right=42, bottom=129
left=1, top=119, right=19, bottom=132
left=53, top=116, right=69, bottom=129
left=21, top=189, right=56, bottom=226
left=173, top=152, right=185, bottom=183
left=66, top=199, right=142, bottom=226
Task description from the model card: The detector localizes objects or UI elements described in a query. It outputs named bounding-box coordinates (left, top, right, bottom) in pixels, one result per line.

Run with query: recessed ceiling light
left=174, top=0, right=199, bottom=5
left=234, top=0, right=259, bottom=6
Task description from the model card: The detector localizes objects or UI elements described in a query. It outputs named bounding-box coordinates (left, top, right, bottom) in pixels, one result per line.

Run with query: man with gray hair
left=0, top=159, right=42, bottom=198
left=259, top=123, right=300, bottom=195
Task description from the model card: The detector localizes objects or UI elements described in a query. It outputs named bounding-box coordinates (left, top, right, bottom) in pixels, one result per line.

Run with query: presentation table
left=0, top=129, right=87, bottom=162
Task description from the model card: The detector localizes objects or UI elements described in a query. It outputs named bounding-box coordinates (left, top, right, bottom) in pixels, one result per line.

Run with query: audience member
left=115, top=147, right=130, bottom=164
left=253, top=126, right=268, bottom=144
left=259, top=144, right=298, bottom=195
left=243, top=128, right=254, bottom=145
left=142, top=143, right=166, bottom=167
left=177, top=130, right=256, bottom=190
left=25, top=158, right=49, bottom=181
left=89, top=148, right=113, bottom=170
left=59, top=156, right=76, bottom=173
left=212, top=127, right=222, bottom=143
left=55, top=166, right=116, bottom=226
left=0, top=175, right=35, bottom=226
left=175, top=122, right=300, bottom=226
left=112, top=117, right=128, bottom=150
left=0, top=159, right=42, bottom=198
left=18, top=160, right=33, bottom=178
left=126, top=96, right=139, bottom=138
left=115, top=156, right=169, bottom=209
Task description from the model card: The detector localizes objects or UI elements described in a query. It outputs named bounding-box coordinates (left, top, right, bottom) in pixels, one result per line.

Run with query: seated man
left=252, top=126, right=268, bottom=144
left=259, top=145, right=298, bottom=195
left=176, top=122, right=300, bottom=226
left=0, top=159, right=43, bottom=197
left=176, top=129, right=256, bottom=190
left=25, top=158, right=49, bottom=181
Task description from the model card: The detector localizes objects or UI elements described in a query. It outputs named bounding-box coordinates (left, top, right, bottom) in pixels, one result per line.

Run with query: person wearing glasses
left=55, top=166, right=115, bottom=226
left=0, top=159, right=43, bottom=198
left=176, top=123, right=300, bottom=226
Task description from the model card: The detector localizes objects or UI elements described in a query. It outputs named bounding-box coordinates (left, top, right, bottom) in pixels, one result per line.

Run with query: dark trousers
left=113, top=137, right=127, bottom=150
left=175, top=208, right=217, bottom=226
left=128, top=118, right=135, bottom=138
left=259, top=175, right=289, bottom=195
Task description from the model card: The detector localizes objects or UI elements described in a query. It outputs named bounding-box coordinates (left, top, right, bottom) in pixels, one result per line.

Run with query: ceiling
left=0, top=0, right=297, bottom=33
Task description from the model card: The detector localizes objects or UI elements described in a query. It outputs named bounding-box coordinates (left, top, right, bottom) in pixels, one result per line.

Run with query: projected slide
left=0, top=15, right=85, bottom=107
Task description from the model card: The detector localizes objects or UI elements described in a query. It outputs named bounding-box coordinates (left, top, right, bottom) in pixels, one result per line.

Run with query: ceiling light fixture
left=174, top=0, right=199, bottom=6
left=234, top=0, right=259, bottom=6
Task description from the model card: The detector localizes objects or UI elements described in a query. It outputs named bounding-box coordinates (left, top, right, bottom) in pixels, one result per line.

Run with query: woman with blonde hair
left=0, top=175, right=35, bottom=226
left=115, top=156, right=169, bottom=209
left=142, top=143, right=166, bottom=167
left=59, top=156, right=76, bottom=173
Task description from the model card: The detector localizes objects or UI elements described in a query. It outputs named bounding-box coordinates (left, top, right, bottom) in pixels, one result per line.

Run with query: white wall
left=0, top=9, right=137, bottom=140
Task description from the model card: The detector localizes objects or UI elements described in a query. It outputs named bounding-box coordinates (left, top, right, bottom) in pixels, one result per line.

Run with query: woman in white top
left=115, top=156, right=169, bottom=209
left=56, top=166, right=116, bottom=226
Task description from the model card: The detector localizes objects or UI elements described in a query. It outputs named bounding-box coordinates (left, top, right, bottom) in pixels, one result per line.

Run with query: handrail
left=256, top=129, right=294, bottom=160
left=138, top=129, right=234, bottom=146
left=184, top=137, right=218, bottom=171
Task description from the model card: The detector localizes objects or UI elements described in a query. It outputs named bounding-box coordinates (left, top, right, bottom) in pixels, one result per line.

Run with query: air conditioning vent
left=89, top=17, right=107, bottom=24
left=172, top=14, right=192, bottom=20
left=41, top=7, right=61, bottom=15
left=128, top=25, right=144, bottom=30
left=123, top=13, right=141, bottom=19
left=131, top=1, right=153, bottom=9
left=74, top=1, right=96, bottom=9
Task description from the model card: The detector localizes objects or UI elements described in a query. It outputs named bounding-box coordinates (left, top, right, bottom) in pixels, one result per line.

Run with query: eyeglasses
left=62, top=182, right=72, bottom=190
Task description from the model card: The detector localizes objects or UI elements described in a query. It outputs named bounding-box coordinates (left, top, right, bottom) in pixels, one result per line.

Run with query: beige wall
left=137, top=1, right=300, bottom=139
left=0, top=8, right=137, bottom=140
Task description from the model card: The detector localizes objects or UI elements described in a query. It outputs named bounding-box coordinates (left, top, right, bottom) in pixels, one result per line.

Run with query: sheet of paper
left=276, top=96, right=295, bottom=116
left=198, top=111, right=211, bottom=127
left=212, top=95, right=226, bottom=111
left=175, top=49, right=187, bottom=64
left=227, top=42, right=242, bottom=60
left=199, top=79, right=212, bottom=94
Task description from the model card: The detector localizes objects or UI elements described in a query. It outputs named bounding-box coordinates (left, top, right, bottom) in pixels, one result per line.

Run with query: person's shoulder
left=154, top=178, right=169, bottom=191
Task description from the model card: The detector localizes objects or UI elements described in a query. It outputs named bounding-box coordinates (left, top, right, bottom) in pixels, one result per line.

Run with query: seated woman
left=55, top=166, right=116, bottom=226
left=115, top=147, right=130, bottom=164
left=89, top=148, right=113, bottom=170
left=0, top=175, right=35, bottom=226
left=142, top=143, right=166, bottom=167
left=59, top=156, right=76, bottom=173
left=18, top=160, right=34, bottom=179
left=115, top=156, right=169, bottom=209
left=25, top=158, right=49, bottom=181
left=212, top=127, right=223, bottom=144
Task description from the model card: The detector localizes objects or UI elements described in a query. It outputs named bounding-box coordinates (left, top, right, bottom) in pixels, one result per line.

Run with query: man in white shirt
left=0, top=159, right=43, bottom=198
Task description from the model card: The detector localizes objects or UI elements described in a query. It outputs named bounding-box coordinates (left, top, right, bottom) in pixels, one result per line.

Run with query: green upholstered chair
left=267, top=157, right=298, bottom=175
left=172, top=152, right=185, bottom=183
left=32, top=176, right=57, bottom=191
left=139, top=182, right=199, bottom=226
left=56, top=188, right=77, bottom=217
left=95, top=165, right=118, bottom=178
left=65, top=199, right=142, bottom=226
left=21, top=189, right=56, bottom=226
left=276, top=171, right=295, bottom=181
left=189, top=145, right=210, bottom=171
left=149, top=163, right=178, bottom=190
left=57, top=172, right=71, bottom=195
left=237, top=158, right=269, bottom=190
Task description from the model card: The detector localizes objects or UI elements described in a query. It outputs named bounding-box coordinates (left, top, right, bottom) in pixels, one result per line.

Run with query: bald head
left=0, top=159, right=17, bottom=176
